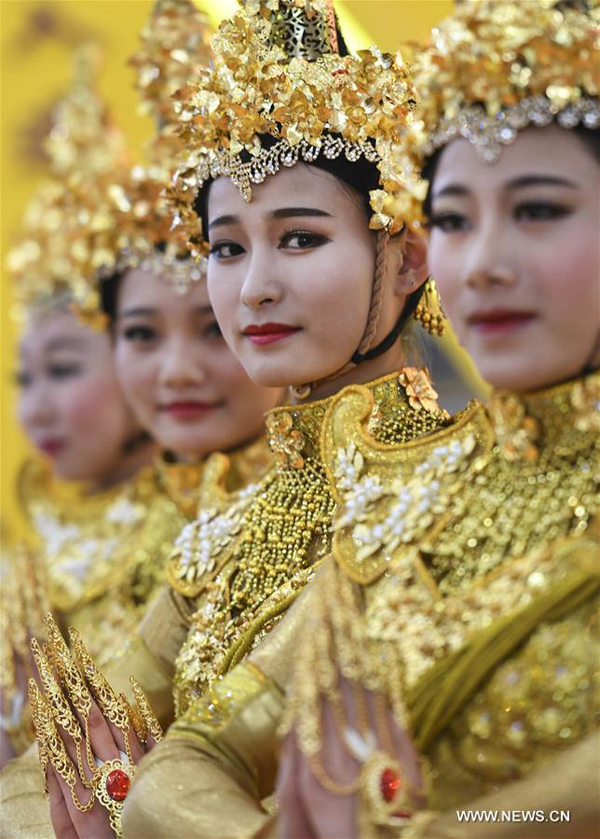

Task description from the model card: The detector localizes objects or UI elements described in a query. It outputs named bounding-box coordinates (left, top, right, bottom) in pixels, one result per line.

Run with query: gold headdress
left=8, top=165, right=203, bottom=324
left=130, top=0, right=213, bottom=125
left=168, top=0, right=426, bottom=257
left=8, top=45, right=202, bottom=324
left=410, top=0, right=599, bottom=165
left=45, top=43, right=129, bottom=177
left=7, top=46, right=132, bottom=324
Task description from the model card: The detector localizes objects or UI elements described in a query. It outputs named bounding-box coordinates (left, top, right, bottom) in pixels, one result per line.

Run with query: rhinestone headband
left=425, top=95, right=600, bottom=164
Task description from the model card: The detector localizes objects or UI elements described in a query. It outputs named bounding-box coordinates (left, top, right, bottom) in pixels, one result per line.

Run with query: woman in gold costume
left=20, top=2, right=460, bottom=836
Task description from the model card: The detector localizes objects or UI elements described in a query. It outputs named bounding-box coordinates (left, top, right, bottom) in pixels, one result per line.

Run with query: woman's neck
left=87, top=440, right=157, bottom=494
left=291, top=343, right=407, bottom=404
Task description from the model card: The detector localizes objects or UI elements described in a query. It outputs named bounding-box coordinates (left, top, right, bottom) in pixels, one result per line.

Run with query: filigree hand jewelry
left=29, top=614, right=163, bottom=837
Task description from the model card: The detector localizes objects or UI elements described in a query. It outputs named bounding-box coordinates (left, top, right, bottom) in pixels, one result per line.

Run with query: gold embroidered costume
left=169, top=371, right=449, bottom=718
left=287, top=372, right=599, bottom=833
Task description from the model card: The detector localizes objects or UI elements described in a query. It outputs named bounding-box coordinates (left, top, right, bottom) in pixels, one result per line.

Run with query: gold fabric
left=124, top=374, right=599, bottom=838
left=0, top=744, right=53, bottom=839
left=15, top=456, right=201, bottom=668
left=122, top=630, right=303, bottom=838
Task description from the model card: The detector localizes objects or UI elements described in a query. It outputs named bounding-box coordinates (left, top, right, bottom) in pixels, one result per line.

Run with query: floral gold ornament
left=408, top=0, right=599, bottom=167
left=167, top=0, right=426, bottom=259
left=398, top=367, right=442, bottom=414
left=488, top=392, right=541, bottom=463
left=265, top=411, right=306, bottom=469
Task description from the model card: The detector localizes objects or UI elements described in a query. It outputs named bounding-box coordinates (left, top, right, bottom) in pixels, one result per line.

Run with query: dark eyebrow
left=431, top=184, right=468, bottom=200
left=269, top=207, right=333, bottom=220
left=119, top=307, right=158, bottom=319
left=45, top=336, right=87, bottom=352
left=433, top=174, right=579, bottom=201
left=208, top=207, right=333, bottom=230
left=208, top=214, right=238, bottom=231
left=506, top=175, right=579, bottom=190
left=119, top=305, right=214, bottom=318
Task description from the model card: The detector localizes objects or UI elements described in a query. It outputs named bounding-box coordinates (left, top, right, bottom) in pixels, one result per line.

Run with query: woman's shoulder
left=323, top=377, right=491, bottom=585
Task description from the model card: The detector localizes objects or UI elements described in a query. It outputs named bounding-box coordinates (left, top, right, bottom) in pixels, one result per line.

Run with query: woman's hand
left=277, top=673, right=426, bottom=839
left=29, top=614, right=162, bottom=838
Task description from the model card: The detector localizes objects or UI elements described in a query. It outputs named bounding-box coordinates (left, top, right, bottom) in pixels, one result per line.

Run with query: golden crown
left=8, top=165, right=204, bottom=324
left=130, top=0, right=213, bottom=125
left=409, top=0, right=599, bottom=165
left=8, top=46, right=131, bottom=323
left=45, top=43, right=130, bottom=178
left=168, top=0, right=426, bottom=258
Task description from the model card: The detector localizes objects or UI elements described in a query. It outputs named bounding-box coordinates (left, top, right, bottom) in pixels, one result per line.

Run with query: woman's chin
left=474, top=356, right=569, bottom=394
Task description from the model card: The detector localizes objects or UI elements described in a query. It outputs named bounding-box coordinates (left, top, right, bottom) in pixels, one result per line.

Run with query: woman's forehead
left=434, top=126, right=593, bottom=195
left=208, top=164, right=352, bottom=219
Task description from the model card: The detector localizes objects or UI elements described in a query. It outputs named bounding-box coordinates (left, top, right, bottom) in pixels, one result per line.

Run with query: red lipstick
left=243, top=323, right=301, bottom=345
left=38, top=438, right=66, bottom=457
left=468, top=309, right=536, bottom=335
left=161, top=401, right=220, bottom=420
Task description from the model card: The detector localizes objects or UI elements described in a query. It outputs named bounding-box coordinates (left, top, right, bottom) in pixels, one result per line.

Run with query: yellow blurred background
left=2, top=0, right=466, bottom=536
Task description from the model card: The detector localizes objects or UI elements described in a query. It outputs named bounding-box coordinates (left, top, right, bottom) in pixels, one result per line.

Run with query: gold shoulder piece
left=167, top=444, right=269, bottom=597
left=322, top=388, right=493, bottom=585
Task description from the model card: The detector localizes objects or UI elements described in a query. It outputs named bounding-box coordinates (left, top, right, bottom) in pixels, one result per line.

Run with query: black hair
left=99, top=270, right=124, bottom=325
left=99, top=242, right=186, bottom=325
left=422, top=123, right=599, bottom=221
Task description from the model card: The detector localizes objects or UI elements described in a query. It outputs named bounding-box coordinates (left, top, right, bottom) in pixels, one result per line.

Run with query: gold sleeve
left=104, top=584, right=192, bottom=728
left=400, top=731, right=600, bottom=839
left=0, top=742, right=53, bottom=839
left=122, top=663, right=284, bottom=839
left=122, top=586, right=318, bottom=839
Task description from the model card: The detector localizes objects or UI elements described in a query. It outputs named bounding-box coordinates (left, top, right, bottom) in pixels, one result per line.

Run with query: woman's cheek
left=117, top=348, right=152, bottom=421
left=62, top=376, right=122, bottom=434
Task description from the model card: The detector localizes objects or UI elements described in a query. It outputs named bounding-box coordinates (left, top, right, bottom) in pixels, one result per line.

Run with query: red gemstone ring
left=93, top=759, right=134, bottom=811
left=106, top=767, right=131, bottom=802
